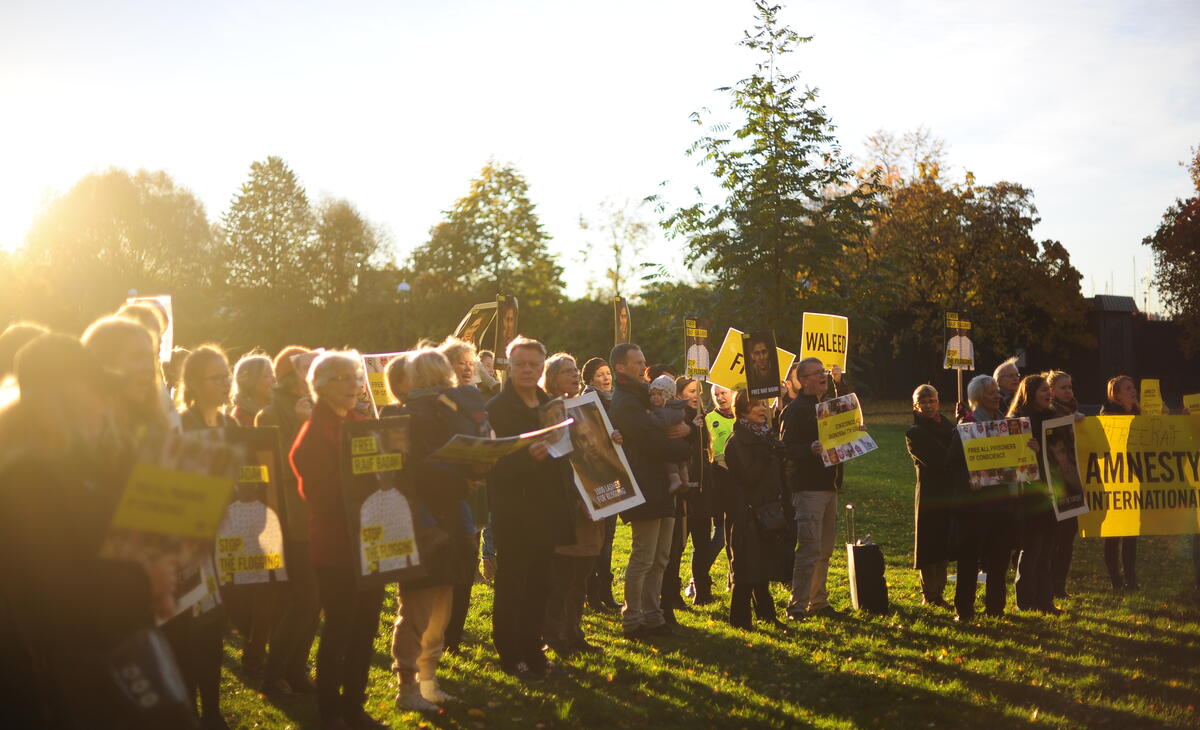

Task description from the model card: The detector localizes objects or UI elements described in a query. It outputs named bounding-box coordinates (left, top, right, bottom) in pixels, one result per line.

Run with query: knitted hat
left=649, top=374, right=677, bottom=397
left=273, top=345, right=311, bottom=381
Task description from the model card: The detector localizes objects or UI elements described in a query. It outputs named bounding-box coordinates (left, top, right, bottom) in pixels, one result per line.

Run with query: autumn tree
left=659, top=1, right=881, bottom=335
left=578, top=199, right=653, bottom=299
left=1144, top=145, right=1200, bottom=355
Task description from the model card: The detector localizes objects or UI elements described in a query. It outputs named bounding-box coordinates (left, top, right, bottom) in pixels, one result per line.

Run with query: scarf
left=739, top=417, right=772, bottom=438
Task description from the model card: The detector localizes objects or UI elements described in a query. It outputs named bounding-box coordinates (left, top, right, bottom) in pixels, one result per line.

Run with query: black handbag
left=107, top=628, right=199, bottom=728
left=752, top=499, right=789, bottom=534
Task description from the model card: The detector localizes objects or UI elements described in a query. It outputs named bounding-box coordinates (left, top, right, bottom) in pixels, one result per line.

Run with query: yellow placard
left=963, top=434, right=1037, bottom=471
left=218, top=553, right=284, bottom=573
left=1140, top=379, right=1164, bottom=415
left=818, top=407, right=863, bottom=449
left=1185, top=393, right=1200, bottom=413
left=708, top=327, right=796, bottom=392
left=367, top=373, right=390, bottom=406
left=108, top=463, right=234, bottom=540
left=238, top=465, right=269, bottom=483
left=352, top=452, right=403, bottom=475
left=800, top=313, right=849, bottom=373
left=351, top=436, right=379, bottom=456
left=1076, top=415, right=1200, bottom=537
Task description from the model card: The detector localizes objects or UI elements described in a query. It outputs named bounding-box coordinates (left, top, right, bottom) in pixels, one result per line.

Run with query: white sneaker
left=396, top=682, right=439, bottom=712
left=420, top=678, right=455, bottom=703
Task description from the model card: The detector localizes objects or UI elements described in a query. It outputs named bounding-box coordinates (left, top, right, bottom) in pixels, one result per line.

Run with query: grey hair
left=794, top=357, right=823, bottom=375
left=505, top=335, right=546, bottom=361
left=912, top=384, right=938, bottom=405
left=539, top=352, right=577, bottom=392
left=992, top=356, right=1020, bottom=381
left=966, top=375, right=996, bottom=408
left=308, top=350, right=364, bottom=400
left=232, top=353, right=272, bottom=405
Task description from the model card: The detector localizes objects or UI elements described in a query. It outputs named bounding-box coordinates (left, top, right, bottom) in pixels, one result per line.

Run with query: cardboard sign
left=1140, top=379, right=1164, bottom=415
left=1076, top=415, right=1200, bottom=537
left=1184, top=393, right=1200, bottom=413
left=957, top=418, right=1040, bottom=489
left=683, top=315, right=711, bottom=380
left=340, top=417, right=424, bottom=587
left=494, top=294, right=519, bottom=373
left=362, top=352, right=405, bottom=410
left=742, top=330, right=781, bottom=399
left=943, top=312, right=974, bottom=371
left=215, top=427, right=289, bottom=587
left=453, top=302, right=497, bottom=347
left=709, top=327, right=796, bottom=393
left=562, top=390, right=645, bottom=520
left=1041, top=415, right=1090, bottom=522
left=614, top=296, right=632, bottom=346
left=428, top=419, right=572, bottom=468
left=800, top=313, right=849, bottom=373
left=816, top=393, right=877, bottom=466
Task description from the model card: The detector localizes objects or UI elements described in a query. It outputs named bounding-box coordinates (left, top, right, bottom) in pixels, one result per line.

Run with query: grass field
left=217, top=409, right=1200, bottom=729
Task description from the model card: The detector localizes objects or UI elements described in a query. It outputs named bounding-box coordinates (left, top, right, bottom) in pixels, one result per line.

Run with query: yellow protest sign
left=800, top=313, right=849, bottom=373
left=818, top=405, right=863, bottom=449
left=1140, top=379, right=1164, bottom=415
left=1185, top=393, right=1200, bottom=413
left=238, top=465, right=269, bottom=483
left=362, top=352, right=404, bottom=410
left=352, top=452, right=404, bottom=475
left=1076, top=415, right=1200, bottom=537
left=108, top=463, right=234, bottom=540
left=963, top=434, right=1037, bottom=471
left=708, top=327, right=796, bottom=392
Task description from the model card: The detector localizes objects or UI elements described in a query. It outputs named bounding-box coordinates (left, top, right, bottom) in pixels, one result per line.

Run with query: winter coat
left=256, top=385, right=309, bottom=542
left=290, top=400, right=366, bottom=567
left=947, top=405, right=1017, bottom=515
left=608, top=374, right=692, bottom=522
left=723, top=420, right=794, bottom=584
left=905, top=412, right=957, bottom=568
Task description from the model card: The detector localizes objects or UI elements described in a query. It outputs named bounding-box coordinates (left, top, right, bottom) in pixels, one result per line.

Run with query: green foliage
left=660, top=1, right=882, bottom=335
left=578, top=199, right=653, bottom=299
left=1144, top=190, right=1200, bottom=356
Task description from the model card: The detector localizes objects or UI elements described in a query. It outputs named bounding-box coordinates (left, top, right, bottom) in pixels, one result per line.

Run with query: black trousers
left=492, top=528, right=553, bottom=670
left=954, top=511, right=1015, bottom=618
left=729, top=581, right=774, bottom=627
left=1015, top=516, right=1055, bottom=611
left=162, top=611, right=225, bottom=721
left=687, top=509, right=725, bottom=596
left=1050, top=517, right=1077, bottom=596
left=591, top=515, right=618, bottom=584
left=263, top=540, right=321, bottom=685
left=314, top=566, right=385, bottom=723
left=444, top=531, right=481, bottom=650
left=1103, top=536, right=1138, bottom=588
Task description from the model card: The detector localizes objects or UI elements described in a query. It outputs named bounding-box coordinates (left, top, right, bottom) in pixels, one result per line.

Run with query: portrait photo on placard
left=742, top=330, right=781, bottom=399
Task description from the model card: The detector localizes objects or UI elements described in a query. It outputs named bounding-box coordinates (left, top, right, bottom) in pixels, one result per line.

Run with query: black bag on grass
left=844, top=504, right=889, bottom=614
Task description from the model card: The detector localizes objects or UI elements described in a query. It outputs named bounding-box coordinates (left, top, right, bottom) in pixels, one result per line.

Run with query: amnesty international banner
left=800, top=313, right=848, bottom=373
left=1140, top=379, right=1165, bottom=415
left=1076, top=415, right=1200, bottom=537
left=816, top=393, right=877, bottom=466
left=708, top=327, right=796, bottom=393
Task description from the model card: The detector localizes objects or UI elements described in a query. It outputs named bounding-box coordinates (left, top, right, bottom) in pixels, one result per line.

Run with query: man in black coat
left=485, top=337, right=575, bottom=681
left=778, top=357, right=848, bottom=619
left=608, top=344, right=692, bottom=638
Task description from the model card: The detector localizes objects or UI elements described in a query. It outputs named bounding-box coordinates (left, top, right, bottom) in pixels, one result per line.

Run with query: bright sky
left=2, top=0, right=1197, bottom=308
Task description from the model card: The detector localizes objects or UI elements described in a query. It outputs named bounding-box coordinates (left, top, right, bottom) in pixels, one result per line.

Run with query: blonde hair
left=308, top=350, right=363, bottom=400
left=1044, top=370, right=1071, bottom=388
left=912, top=384, right=937, bottom=405
left=407, top=349, right=457, bottom=390
left=179, top=344, right=230, bottom=409
left=385, top=352, right=410, bottom=403
left=539, top=352, right=577, bottom=393
left=439, top=337, right=476, bottom=368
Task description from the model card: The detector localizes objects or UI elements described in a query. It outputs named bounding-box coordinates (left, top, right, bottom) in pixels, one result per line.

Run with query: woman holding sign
left=290, top=351, right=389, bottom=730
left=1007, top=375, right=1058, bottom=614
left=1099, top=376, right=1141, bottom=592
left=904, top=385, right=956, bottom=608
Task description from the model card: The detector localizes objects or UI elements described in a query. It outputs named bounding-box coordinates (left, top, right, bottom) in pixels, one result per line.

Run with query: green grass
left=216, top=421, right=1200, bottom=729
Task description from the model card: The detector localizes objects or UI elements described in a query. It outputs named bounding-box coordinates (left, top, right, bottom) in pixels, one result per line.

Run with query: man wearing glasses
left=778, top=357, right=848, bottom=620
left=992, top=357, right=1021, bottom=414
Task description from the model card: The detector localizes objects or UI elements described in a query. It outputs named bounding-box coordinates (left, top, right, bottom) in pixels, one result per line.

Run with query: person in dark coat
left=1099, top=375, right=1141, bottom=591
left=485, top=337, right=575, bottom=682
left=579, top=357, right=621, bottom=612
left=1045, top=370, right=1083, bottom=599
left=0, top=334, right=169, bottom=730
left=1008, top=374, right=1057, bottom=614
left=947, top=374, right=1020, bottom=622
left=607, top=343, right=692, bottom=639
left=723, top=391, right=791, bottom=630
left=383, top=349, right=479, bottom=712
left=904, top=384, right=956, bottom=608
left=290, top=351, right=388, bottom=730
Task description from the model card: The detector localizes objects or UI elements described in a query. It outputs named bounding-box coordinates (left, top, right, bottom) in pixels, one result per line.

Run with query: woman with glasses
left=290, top=351, right=388, bottom=730
left=904, top=384, right=956, bottom=608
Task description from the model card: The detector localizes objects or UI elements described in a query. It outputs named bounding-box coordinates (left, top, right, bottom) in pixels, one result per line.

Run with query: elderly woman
left=904, top=384, right=956, bottom=608
left=290, top=351, right=388, bottom=730
left=230, top=353, right=275, bottom=426
left=1008, top=374, right=1058, bottom=614
left=947, top=374, right=1019, bottom=622
left=540, top=353, right=607, bottom=656
left=1100, top=375, right=1141, bottom=591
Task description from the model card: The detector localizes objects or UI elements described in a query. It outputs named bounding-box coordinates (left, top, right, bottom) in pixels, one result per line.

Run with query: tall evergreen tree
left=222, top=156, right=316, bottom=295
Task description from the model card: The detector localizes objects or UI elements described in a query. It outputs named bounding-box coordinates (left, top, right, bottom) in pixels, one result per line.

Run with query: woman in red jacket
left=290, top=351, right=387, bottom=730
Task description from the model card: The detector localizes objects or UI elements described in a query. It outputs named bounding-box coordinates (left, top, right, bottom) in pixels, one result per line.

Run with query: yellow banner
left=1076, top=415, right=1200, bottom=537
left=1140, top=379, right=1164, bottom=415
left=708, top=327, right=796, bottom=392
left=362, top=352, right=405, bottom=409
left=963, top=433, right=1037, bottom=471
left=238, top=465, right=269, bottom=483
left=818, top=407, right=862, bottom=449
left=800, top=313, right=849, bottom=373
left=352, top=452, right=404, bottom=475
left=351, top=436, right=379, bottom=456
left=108, top=463, right=233, bottom=540
left=1186, top=393, right=1200, bottom=413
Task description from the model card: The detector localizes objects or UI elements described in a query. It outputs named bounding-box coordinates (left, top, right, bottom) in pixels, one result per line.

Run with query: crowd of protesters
left=0, top=310, right=1197, bottom=730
